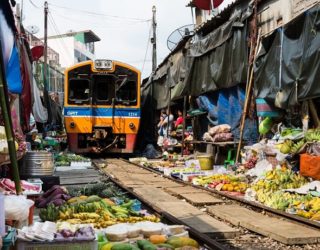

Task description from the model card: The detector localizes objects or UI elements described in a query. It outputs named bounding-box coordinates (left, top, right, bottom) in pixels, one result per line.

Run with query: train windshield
left=93, top=75, right=115, bottom=105
left=115, top=77, right=137, bottom=105
left=68, top=79, right=90, bottom=104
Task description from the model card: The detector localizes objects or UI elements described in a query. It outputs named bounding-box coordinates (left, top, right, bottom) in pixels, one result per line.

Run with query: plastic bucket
left=197, top=155, right=213, bottom=170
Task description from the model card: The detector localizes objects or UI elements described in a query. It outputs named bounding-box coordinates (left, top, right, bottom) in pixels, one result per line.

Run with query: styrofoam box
left=70, top=161, right=91, bottom=168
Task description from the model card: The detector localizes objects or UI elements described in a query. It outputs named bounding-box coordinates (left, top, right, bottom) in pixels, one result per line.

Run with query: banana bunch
left=73, top=212, right=100, bottom=220
left=305, top=129, right=320, bottom=142
left=111, top=205, right=130, bottom=218
left=263, top=191, right=288, bottom=211
left=308, top=197, right=320, bottom=212
left=296, top=209, right=314, bottom=219
left=280, top=139, right=293, bottom=154
left=290, top=140, right=305, bottom=155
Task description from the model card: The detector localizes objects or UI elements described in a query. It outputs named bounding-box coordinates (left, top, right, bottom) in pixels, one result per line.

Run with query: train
left=64, top=59, right=141, bottom=153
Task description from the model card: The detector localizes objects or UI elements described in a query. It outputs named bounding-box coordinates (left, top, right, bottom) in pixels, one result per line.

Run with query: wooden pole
left=236, top=31, right=261, bottom=163
left=181, top=96, right=187, bottom=156
left=0, top=41, right=22, bottom=194
left=308, top=99, right=320, bottom=128
left=166, top=85, right=171, bottom=137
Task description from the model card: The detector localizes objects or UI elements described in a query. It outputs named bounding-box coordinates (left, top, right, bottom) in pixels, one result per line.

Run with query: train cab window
left=115, top=79, right=137, bottom=105
left=93, top=75, right=115, bottom=105
left=68, top=79, right=90, bottom=104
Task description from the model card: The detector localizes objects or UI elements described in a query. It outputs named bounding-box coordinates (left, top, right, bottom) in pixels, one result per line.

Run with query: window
left=115, top=79, right=137, bottom=105
left=93, top=75, right=115, bottom=105
left=68, top=78, right=90, bottom=104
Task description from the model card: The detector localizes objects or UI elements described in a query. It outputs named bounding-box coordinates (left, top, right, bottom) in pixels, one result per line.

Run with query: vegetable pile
left=67, top=182, right=127, bottom=200
left=39, top=194, right=159, bottom=228
left=35, top=185, right=71, bottom=208
left=55, top=153, right=90, bottom=166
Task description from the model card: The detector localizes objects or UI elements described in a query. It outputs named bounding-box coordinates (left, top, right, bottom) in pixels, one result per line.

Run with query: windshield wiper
left=116, top=77, right=128, bottom=92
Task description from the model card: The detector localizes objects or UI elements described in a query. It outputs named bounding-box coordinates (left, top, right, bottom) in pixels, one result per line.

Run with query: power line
left=28, top=0, right=40, bottom=9
left=141, top=23, right=152, bottom=75
left=48, top=3, right=151, bottom=23
left=49, top=9, right=150, bottom=29
left=48, top=11, right=72, bottom=60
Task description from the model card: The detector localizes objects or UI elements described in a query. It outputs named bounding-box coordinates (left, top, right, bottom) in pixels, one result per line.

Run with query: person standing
left=162, top=109, right=174, bottom=138
left=175, top=109, right=183, bottom=128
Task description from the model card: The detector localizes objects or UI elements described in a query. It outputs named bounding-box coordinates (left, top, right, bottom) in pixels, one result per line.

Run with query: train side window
left=68, top=79, right=90, bottom=104
left=116, top=80, right=137, bottom=105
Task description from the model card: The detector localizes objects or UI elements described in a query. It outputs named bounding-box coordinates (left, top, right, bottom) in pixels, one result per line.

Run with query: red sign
left=31, top=45, right=44, bottom=61
left=193, top=0, right=224, bottom=9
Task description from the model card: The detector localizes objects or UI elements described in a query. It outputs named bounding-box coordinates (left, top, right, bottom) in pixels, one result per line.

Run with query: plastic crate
left=15, top=240, right=97, bottom=250
left=2, top=228, right=16, bottom=250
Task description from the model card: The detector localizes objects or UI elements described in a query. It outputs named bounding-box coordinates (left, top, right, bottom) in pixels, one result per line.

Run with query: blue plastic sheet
left=5, top=44, right=22, bottom=94
left=197, top=86, right=259, bottom=143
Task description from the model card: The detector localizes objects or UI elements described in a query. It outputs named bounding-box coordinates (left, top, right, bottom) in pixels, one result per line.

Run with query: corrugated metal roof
left=193, top=0, right=249, bottom=35
left=152, top=0, right=248, bottom=75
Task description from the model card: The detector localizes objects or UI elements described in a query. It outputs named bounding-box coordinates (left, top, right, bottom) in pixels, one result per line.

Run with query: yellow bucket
left=197, top=155, right=213, bottom=170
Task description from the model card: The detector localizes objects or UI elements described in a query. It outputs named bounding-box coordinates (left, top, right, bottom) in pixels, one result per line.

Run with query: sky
left=18, top=0, right=196, bottom=79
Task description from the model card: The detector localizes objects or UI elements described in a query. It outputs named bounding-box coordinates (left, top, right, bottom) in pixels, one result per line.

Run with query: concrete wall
left=258, top=0, right=319, bottom=36
left=47, top=37, right=74, bottom=69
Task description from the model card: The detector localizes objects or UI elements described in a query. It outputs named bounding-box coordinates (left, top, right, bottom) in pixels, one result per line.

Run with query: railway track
left=92, top=158, right=320, bottom=250
left=56, top=163, right=225, bottom=249
left=122, top=158, right=320, bottom=230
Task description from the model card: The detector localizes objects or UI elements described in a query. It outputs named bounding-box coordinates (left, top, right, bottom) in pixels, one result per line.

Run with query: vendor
left=162, top=109, right=174, bottom=138
left=174, top=110, right=183, bottom=128
left=157, top=109, right=167, bottom=137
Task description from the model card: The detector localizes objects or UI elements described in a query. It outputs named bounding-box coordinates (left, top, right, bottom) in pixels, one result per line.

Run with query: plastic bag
left=4, top=195, right=34, bottom=221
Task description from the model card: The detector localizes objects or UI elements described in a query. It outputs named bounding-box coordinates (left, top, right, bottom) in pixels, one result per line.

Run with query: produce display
left=36, top=184, right=159, bottom=228
left=35, top=185, right=70, bottom=208
left=193, top=174, right=248, bottom=193
left=248, top=168, right=320, bottom=220
left=55, top=153, right=90, bottom=166
left=0, top=178, right=42, bottom=194
left=170, top=168, right=202, bottom=176
left=251, top=169, right=308, bottom=193
left=98, top=222, right=199, bottom=250
left=67, top=182, right=128, bottom=201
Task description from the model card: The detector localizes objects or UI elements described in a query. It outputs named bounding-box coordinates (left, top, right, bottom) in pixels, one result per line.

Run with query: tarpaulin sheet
left=197, top=86, right=259, bottom=142
left=0, top=7, right=22, bottom=94
left=187, top=26, right=248, bottom=96
left=254, top=6, right=320, bottom=108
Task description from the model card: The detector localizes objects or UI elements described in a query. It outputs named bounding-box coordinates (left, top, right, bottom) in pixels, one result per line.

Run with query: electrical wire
left=141, top=23, right=152, bottom=74
left=47, top=11, right=72, bottom=60
left=48, top=2, right=150, bottom=23
left=28, top=0, right=40, bottom=9
left=49, top=9, right=151, bottom=29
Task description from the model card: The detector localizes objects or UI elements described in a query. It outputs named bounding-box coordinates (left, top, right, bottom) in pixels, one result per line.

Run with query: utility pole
left=44, top=1, right=48, bottom=91
left=43, top=1, right=52, bottom=125
left=150, top=6, right=157, bottom=144
left=151, top=6, right=157, bottom=72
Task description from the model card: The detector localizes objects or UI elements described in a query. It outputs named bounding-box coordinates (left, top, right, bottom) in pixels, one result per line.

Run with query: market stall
left=131, top=126, right=320, bottom=224
left=7, top=180, right=203, bottom=250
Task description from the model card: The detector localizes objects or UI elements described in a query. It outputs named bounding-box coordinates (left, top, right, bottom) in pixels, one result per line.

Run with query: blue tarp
left=0, top=8, right=22, bottom=94
left=5, top=44, right=22, bottom=94
left=197, top=85, right=259, bottom=143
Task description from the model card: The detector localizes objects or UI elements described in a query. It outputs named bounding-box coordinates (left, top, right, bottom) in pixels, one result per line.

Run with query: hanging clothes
left=0, top=6, right=22, bottom=94
left=18, top=33, right=33, bottom=132
left=32, top=77, right=48, bottom=123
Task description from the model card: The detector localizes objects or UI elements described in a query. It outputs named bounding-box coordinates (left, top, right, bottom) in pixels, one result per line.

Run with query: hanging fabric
left=0, top=7, right=22, bottom=94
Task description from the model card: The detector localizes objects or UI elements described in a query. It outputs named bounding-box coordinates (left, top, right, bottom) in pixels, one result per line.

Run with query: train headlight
left=70, top=122, right=75, bottom=128
left=129, top=123, right=135, bottom=129
left=94, top=59, right=113, bottom=70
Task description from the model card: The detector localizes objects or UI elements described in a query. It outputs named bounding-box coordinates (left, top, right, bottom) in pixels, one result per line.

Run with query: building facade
left=46, top=30, right=100, bottom=69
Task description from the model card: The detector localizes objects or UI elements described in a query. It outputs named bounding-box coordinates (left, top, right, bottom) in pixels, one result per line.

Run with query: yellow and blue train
left=64, top=59, right=141, bottom=153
